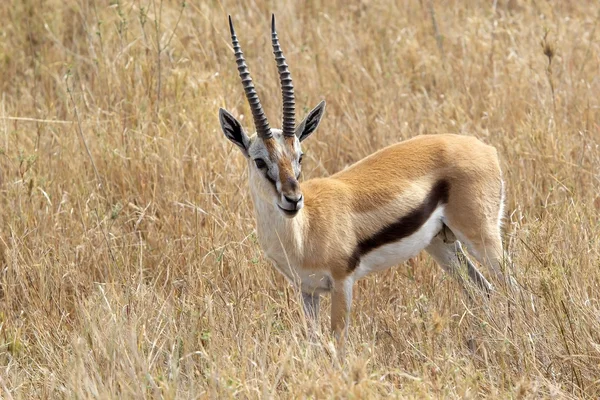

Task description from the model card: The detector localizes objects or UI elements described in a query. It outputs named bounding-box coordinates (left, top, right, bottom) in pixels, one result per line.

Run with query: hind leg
left=444, top=211, right=514, bottom=290
left=445, top=215, right=510, bottom=285
left=443, top=176, right=513, bottom=287
left=426, top=228, right=492, bottom=295
left=468, top=236, right=517, bottom=291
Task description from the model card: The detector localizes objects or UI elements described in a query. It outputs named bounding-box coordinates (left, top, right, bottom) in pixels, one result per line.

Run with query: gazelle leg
left=331, top=277, right=353, bottom=350
left=457, top=232, right=507, bottom=286
left=426, top=231, right=492, bottom=295
left=302, top=291, right=321, bottom=326
left=454, top=241, right=493, bottom=294
left=443, top=182, right=513, bottom=289
left=446, top=221, right=519, bottom=293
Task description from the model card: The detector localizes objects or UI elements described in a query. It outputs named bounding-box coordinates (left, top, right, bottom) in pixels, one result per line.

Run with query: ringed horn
left=271, top=14, right=296, bottom=137
left=228, top=16, right=272, bottom=139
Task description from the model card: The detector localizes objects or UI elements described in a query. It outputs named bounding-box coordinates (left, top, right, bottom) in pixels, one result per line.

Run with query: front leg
left=331, top=277, right=353, bottom=350
left=302, top=291, right=321, bottom=326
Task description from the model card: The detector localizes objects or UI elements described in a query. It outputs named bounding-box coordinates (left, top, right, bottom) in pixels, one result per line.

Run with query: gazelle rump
left=219, top=15, right=508, bottom=345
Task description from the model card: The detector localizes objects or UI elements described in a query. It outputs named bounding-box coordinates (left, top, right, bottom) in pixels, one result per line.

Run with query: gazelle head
left=219, top=15, right=326, bottom=218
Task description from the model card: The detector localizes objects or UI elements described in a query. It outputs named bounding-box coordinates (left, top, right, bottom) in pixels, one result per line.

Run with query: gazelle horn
left=228, top=16, right=272, bottom=139
left=271, top=14, right=296, bottom=137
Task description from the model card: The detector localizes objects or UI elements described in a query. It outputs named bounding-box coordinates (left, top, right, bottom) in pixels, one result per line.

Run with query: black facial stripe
left=265, top=172, right=277, bottom=187
left=347, top=180, right=450, bottom=272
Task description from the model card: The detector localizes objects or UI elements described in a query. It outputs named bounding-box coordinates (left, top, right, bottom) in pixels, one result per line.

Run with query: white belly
left=352, top=207, right=445, bottom=281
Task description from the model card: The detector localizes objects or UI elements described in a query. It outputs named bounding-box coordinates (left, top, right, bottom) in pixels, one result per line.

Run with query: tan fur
left=278, top=155, right=299, bottom=196
left=288, top=135, right=502, bottom=275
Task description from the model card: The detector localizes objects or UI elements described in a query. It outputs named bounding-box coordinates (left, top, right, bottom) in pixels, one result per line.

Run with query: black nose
left=284, top=194, right=303, bottom=204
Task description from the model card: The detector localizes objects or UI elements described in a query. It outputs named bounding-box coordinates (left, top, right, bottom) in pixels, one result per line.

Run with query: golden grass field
left=1, top=0, right=600, bottom=398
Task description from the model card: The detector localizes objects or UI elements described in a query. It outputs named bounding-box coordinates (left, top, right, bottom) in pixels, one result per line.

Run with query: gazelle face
left=249, top=129, right=304, bottom=217
left=221, top=14, right=325, bottom=218
left=219, top=101, right=326, bottom=218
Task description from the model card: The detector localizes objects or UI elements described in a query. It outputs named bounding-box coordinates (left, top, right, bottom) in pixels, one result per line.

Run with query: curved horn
left=228, top=16, right=271, bottom=139
left=271, top=14, right=295, bottom=137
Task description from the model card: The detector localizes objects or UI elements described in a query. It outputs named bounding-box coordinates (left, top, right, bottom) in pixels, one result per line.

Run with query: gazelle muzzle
left=277, top=174, right=303, bottom=217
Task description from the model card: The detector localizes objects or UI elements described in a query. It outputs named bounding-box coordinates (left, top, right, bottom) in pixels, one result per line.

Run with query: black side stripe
left=347, top=180, right=450, bottom=272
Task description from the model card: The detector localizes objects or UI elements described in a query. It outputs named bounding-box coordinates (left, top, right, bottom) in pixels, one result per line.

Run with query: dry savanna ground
left=1, top=0, right=600, bottom=398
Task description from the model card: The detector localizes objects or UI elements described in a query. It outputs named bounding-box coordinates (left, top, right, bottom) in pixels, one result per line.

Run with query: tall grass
left=1, top=0, right=599, bottom=398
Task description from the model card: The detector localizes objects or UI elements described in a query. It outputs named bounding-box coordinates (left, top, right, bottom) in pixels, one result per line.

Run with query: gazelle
left=219, top=15, right=509, bottom=345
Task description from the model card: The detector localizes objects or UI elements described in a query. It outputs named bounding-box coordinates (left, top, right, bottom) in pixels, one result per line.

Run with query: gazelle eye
left=298, top=154, right=304, bottom=164
left=254, top=158, right=267, bottom=169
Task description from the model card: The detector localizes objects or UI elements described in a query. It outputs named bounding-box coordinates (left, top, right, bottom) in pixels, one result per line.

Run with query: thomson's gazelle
left=219, top=15, right=509, bottom=344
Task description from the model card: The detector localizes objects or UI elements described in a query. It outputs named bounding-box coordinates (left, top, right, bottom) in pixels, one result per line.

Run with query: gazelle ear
left=295, top=101, right=326, bottom=142
left=219, top=108, right=250, bottom=156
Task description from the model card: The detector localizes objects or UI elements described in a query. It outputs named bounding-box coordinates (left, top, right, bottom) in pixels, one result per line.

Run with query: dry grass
left=1, top=0, right=600, bottom=398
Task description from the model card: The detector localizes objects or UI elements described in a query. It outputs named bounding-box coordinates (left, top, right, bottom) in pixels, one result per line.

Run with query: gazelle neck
left=248, top=170, right=307, bottom=269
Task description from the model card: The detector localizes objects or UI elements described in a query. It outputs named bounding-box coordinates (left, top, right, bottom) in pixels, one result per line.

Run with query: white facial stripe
left=275, top=176, right=282, bottom=192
